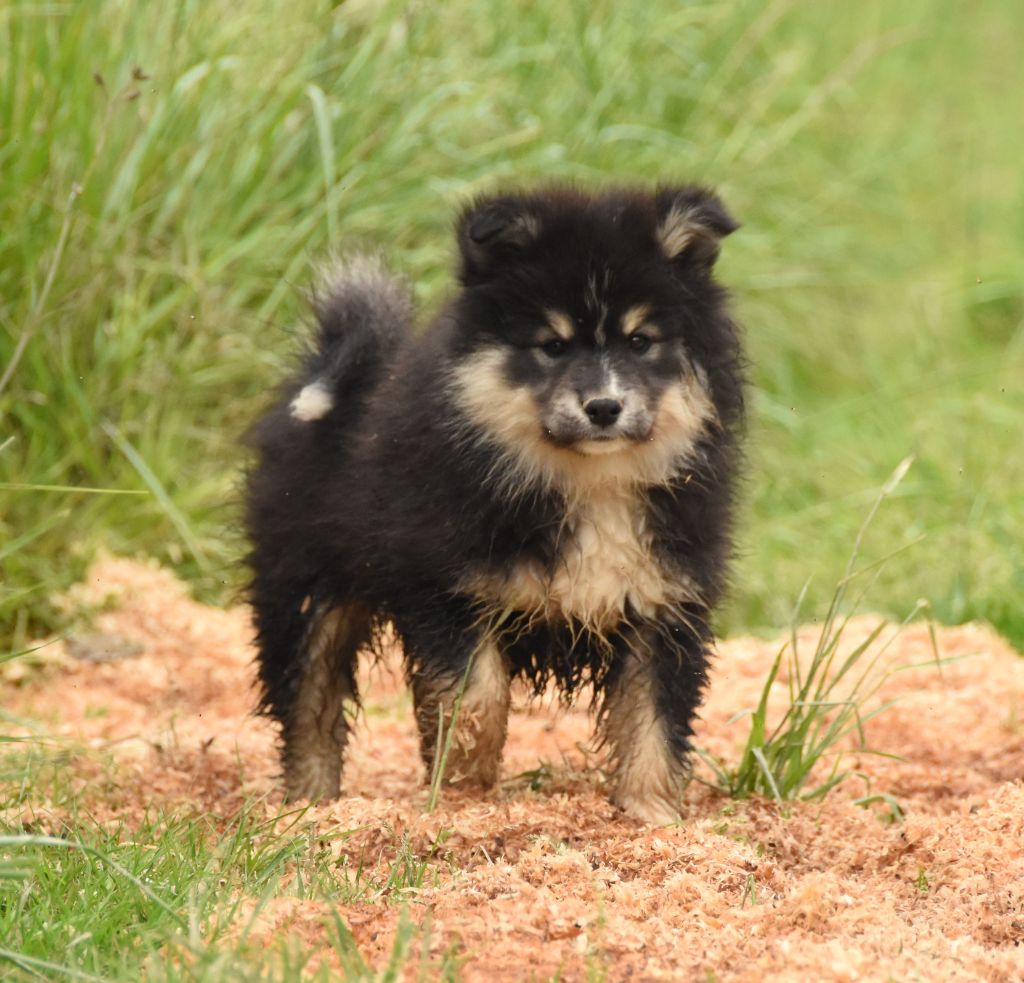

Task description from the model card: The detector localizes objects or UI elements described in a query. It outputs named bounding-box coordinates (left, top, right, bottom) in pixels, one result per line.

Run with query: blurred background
left=2, top=0, right=1022, bottom=649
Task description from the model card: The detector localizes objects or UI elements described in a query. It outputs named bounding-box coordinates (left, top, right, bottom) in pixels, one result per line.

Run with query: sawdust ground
left=4, top=556, right=1023, bottom=981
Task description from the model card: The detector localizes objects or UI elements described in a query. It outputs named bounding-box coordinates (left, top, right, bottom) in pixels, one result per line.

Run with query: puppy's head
left=448, top=185, right=739, bottom=491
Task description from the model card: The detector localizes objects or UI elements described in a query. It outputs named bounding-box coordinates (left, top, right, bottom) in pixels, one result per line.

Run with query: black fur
left=244, top=185, right=745, bottom=820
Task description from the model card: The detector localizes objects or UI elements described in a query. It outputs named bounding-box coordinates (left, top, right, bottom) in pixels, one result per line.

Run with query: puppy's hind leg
left=411, top=635, right=512, bottom=789
left=264, top=600, right=371, bottom=803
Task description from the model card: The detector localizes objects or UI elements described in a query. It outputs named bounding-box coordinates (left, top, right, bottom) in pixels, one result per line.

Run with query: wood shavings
left=5, top=557, right=1023, bottom=980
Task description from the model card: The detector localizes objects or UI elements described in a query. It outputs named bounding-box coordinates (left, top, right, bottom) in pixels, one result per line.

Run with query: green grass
left=2, top=0, right=1023, bottom=649
left=0, top=747, right=458, bottom=980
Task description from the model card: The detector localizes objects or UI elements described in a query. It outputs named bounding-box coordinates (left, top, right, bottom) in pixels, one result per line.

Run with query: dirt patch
left=5, top=556, right=1024, bottom=980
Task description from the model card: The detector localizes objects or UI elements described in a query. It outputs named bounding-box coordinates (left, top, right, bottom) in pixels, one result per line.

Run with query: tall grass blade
left=706, top=457, right=923, bottom=802
left=100, top=420, right=209, bottom=571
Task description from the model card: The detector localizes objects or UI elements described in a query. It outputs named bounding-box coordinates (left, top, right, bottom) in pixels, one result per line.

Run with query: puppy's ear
left=655, top=186, right=738, bottom=269
left=457, top=196, right=541, bottom=282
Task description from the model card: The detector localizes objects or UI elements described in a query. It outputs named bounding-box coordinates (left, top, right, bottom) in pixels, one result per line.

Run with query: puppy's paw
left=283, top=761, right=341, bottom=804
left=614, top=792, right=682, bottom=826
left=443, top=763, right=501, bottom=789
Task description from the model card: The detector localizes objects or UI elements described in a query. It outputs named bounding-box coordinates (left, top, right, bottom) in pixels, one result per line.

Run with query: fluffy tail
left=287, top=255, right=411, bottom=424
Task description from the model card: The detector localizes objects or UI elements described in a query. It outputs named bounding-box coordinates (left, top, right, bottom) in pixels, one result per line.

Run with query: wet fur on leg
left=603, top=661, right=687, bottom=825
left=282, top=602, right=370, bottom=802
left=413, top=638, right=511, bottom=788
left=599, top=614, right=711, bottom=823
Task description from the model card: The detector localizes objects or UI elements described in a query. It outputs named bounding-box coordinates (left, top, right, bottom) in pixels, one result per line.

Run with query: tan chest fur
left=469, top=489, right=691, bottom=631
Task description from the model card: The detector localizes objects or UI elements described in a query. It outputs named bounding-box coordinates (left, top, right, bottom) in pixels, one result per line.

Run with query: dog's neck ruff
left=469, top=483, right=701, bottom=633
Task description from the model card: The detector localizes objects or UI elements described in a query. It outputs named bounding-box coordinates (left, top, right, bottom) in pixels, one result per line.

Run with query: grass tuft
left=699, top=458, right=945, bottom=804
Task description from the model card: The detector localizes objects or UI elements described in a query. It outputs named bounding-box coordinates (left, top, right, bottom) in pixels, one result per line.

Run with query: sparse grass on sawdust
left=7, top=557, right=1024, bottom=980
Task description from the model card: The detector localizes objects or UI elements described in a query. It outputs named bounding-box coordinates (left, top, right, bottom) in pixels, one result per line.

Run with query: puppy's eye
left=629, top=333, right=653, bottom=354
left=542, top=338, right=567, bottom=358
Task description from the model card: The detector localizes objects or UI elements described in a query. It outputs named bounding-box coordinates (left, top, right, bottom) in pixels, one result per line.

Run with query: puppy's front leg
left=401, top=603, right=512, bottom=788
left=601, top=612, right=711, bottom=824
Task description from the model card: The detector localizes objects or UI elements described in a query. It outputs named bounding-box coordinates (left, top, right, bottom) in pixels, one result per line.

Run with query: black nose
left=584, top=398, right=622, bottom=428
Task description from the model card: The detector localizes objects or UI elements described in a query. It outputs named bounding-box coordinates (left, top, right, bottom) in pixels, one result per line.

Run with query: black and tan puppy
left=244, top=185, right=744, bottom=823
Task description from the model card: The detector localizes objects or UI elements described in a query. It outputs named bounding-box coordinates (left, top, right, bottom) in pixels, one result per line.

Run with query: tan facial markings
left=620, top=304, right=652, bottom=339
left=450, top=344, right=716, bottom=499
left=545, top=310, right=576, bottom=342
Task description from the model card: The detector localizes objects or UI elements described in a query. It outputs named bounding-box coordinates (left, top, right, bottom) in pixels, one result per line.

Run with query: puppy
left=244, top=185, right=744, bottom=824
